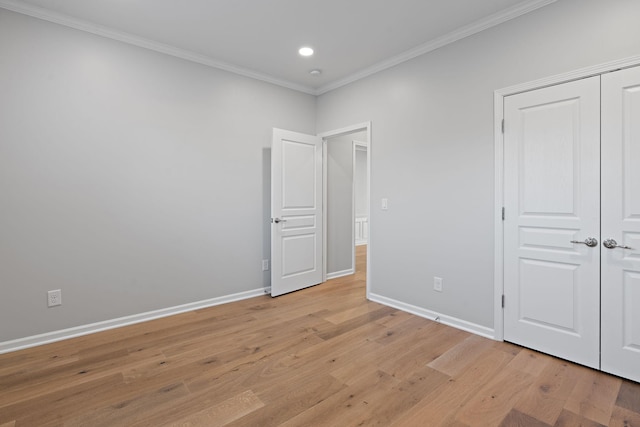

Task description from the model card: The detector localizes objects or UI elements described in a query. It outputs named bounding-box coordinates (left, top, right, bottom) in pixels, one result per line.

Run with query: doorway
left=324, top=132, right=368, bottom=280
left=270, top=122, right=371, bottom=298
left=320, top=123, right=371, bottom=298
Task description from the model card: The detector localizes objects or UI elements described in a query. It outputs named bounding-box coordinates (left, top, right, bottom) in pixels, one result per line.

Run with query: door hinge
left=502, top=207, right=505, bottom=221
left=502, top=294, right=505, bottom=308
left=501, top=119, right=505, bottom=134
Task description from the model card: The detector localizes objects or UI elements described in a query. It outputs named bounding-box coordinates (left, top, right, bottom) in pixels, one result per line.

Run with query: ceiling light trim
left=0, top=0, right=317, bottom=95
left=315, top=0, right=558, bottom=95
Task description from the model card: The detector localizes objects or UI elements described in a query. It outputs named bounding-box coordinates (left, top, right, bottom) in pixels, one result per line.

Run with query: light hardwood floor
left=1, top=246, right=639, bottom=426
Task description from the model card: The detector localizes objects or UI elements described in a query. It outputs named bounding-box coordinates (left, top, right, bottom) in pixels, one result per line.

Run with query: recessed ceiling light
left=298, top=47, right=314, bottom=57
left=309, top=69, right=322, bottom=76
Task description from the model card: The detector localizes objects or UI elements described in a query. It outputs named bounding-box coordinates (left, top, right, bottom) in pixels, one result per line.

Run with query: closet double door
left=503, top=66, right=640, bottom=382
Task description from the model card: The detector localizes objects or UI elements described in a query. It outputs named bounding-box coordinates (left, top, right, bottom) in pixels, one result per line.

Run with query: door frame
left=318, top=122, right=372, bottom=299
left=493, top=54, right=640, bottom=341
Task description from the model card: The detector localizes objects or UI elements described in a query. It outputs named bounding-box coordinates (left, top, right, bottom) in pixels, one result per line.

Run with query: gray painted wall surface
left=326, top=135, right=353, bottom=274
left=3, top=0, right=640, bottom=344
left=0, top=9, right=315, bottom=342
left=326, top=131, right=366, bottom=275
left=354, top=147, right=368, bottom=218
left=316, top=0, right=640, bottom=328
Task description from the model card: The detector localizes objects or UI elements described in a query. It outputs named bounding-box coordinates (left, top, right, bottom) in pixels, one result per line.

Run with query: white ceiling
left=0, top=0, right=555, bottom=94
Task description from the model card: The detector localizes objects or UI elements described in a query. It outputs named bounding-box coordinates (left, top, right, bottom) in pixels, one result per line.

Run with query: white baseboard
left=368, top=293, right=495, bottom=340
left=355, top=241, right=368, bottom=246
left=326, top=268, right=355, bottom=280
left=0, top=288, right=267, bottom=354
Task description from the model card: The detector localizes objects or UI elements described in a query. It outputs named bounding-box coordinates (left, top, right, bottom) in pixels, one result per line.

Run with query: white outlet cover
left=47, top=289, right=62, bottom=307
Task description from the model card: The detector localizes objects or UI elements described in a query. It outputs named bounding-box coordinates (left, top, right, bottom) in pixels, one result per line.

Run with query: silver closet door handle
left=570, top=237, right=598, bottom=247
left=603, top=239, right=633, bottom=250
left=272, top=218, right=287, bottom=224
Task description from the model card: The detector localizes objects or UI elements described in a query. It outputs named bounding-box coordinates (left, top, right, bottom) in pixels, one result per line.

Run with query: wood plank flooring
left=1, top=246, right=639, bottom=426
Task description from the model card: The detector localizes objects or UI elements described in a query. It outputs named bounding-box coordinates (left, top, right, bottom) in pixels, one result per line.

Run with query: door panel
left=503, top=76, right=601, bottom=368
left=282, top=140, right=317, bottom=208
left=601, top=66, right=640, bottom=382
left=519, top=259, right=579, bottom=332
left=519, top=98, right=580, bottom=215
left=271, top=128, right=323, bottom=297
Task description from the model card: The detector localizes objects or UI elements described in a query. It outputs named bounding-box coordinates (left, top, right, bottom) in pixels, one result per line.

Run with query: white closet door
left=503, top=76, right=601, bottom=368
left=601, top=66, right=640, bottom=382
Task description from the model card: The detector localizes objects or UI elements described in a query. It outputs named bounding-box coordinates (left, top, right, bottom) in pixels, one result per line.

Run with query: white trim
left=495, top=55, right=640, bottom=98
left=494, top=90, right=505, bottom=341
left=315, top=0, right=557, bottom=95
left=0, top=0, right=316, bottom=95
left=369, top=293, right=495, bottom=340
left=317, top=122, right=371, bottom=140
left=0, top=288, right=266, bottom=355
left=365, top=127, right=372, bottom=300
left=322, top=139, right=328, bottom=284
left=493, top=54, right=640, bottom=341
left=318, top=122, right=372, bottom=300
left=326, top=269, right=355, bottom=280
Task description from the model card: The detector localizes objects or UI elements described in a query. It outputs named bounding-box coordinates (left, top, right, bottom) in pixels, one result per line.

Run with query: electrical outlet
left=47, top=289, right=62, bottom=307
left=262, top=259, right=269, bottom=271
left=433, top=277, right=443, bottom=292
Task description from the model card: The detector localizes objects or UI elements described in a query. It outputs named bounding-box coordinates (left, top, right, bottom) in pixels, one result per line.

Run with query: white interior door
left=503, top=77, right=601, bottom=368
left=271, top=128, right=323, bottom=297
left=601, top=66, right=640, bottom=382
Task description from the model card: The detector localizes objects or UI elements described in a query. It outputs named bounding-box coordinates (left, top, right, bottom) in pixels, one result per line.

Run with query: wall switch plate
left=433, top=277, right=443, bottom=292
left=47, top=289, right=62, bottom=307
left=381, top=198, right=388, bottom=210
left=262, top=259, right=269, bottom=271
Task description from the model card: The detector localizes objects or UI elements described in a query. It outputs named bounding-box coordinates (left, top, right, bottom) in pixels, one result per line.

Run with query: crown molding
left=315, top=0, right=558, bottom=95
left=495, top=54, right=640, bottom=97
left=0, top=0, right=317, bottom=95
left=0, top=0, right=556, bottom=97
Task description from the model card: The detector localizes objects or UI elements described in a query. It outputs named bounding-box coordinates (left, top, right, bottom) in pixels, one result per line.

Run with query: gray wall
left=0, top=9, right=315, bottom=342
left=326, top=131, right=367, bottom=275
left=316, top=0, right=640, bottom=329
left=354, top=147, right=368, bottom=218
left=3, top=0, right=640, bottom=344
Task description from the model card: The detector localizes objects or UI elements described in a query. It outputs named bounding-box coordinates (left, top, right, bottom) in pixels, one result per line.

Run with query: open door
left=271, top=128, right=323, bottom=296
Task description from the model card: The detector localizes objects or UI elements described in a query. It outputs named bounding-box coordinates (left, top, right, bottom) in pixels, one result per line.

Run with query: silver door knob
left=603, top=239, right=633, bottom=250
left=272, top=218, right=287, bottom=224
left=570, top=237, right=598, bottom=247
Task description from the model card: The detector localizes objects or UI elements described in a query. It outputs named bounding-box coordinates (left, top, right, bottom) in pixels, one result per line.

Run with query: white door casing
left=503, top=77, right=601, bottom=368
left=601, top=66, right=640, bottom=382
left=271, top=128, right=323, bottom=297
